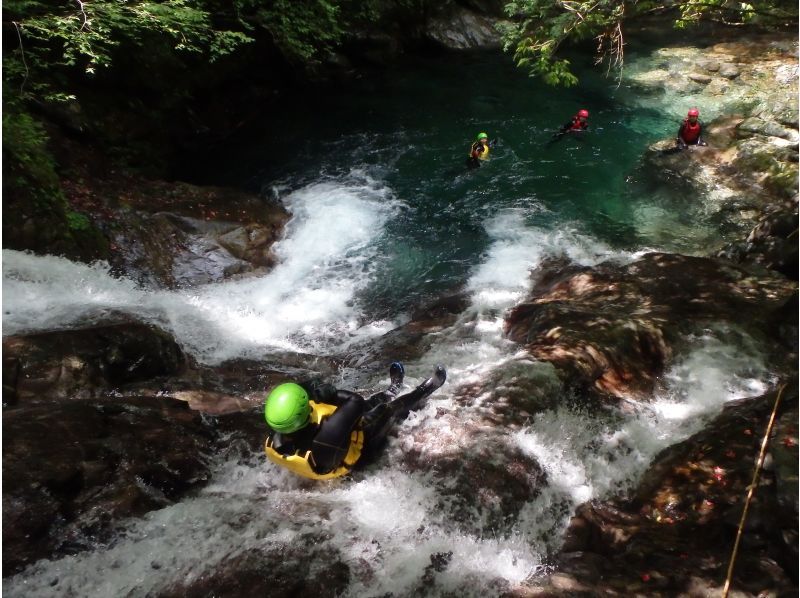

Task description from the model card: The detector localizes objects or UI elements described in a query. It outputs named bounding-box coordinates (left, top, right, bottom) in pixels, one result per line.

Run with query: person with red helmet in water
left=567, top=109, right=590, bottom=132
left=676, top=108, right=708, bottom=149
left=551, top=109, right=589, bottom=143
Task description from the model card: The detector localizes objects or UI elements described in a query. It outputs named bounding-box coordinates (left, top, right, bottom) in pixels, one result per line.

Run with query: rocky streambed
left=2, top=29, right=798, bottom=598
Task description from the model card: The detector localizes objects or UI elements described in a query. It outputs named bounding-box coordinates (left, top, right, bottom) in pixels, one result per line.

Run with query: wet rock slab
left=3, top=323, right=186, bottom=407
left=516, top=384, right=799, bottom=597
left=425, top=5, right=505, bottom=49
left=158, top=535, right=350, bottom=598
left=2, top=397, right=216, bottom=576
left=504, top=253, right=796, bottom=399
left=2, top=321, right=343, bottom=414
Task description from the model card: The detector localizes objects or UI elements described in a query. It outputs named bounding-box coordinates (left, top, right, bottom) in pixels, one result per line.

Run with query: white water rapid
left=3, top=178, right=774, bottom=597
left=3, top=175, right=398, bottom=363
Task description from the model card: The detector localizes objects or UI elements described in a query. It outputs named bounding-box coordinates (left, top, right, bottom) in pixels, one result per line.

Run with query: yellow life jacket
left=264, top=400, right=364, bottom=480
left=469, top=141, right=490, bottom=160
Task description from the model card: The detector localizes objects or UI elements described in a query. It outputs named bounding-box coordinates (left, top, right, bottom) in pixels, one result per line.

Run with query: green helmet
left=264, top=383, right=311, bottom=433
left=477, top=132, right=489, bottom=140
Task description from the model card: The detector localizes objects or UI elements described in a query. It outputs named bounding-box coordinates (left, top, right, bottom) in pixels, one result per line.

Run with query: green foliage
left=3, top=0, right=451, bottom=101
left=238, top=0, right=344, bottom=64
left=502, top=0, right=631, bottom=86
left=676, top=0, right=796, bottom=27
left=3, top=98, right=109, bottom=258
left=2, top=102, right=60, bottom=191
left=4, top=0, right=255, bottom=102
left=66, top=209, right=92, bottom=231
left=502, top=0, right=798, bottom=85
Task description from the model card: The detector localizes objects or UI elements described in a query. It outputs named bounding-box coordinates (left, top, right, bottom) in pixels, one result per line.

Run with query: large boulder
left=504, top=253, right=796, bottom=399
left=400, top=418, right=546, bottom=536
left=3, top=324, right=186, bottom=407
left=719, top=197, right=799, bottom=279
left=95, top=179, right=290, bottom=289
left=1, top=322, right=346, bottom=419
left=391, top=359, right=559, bottom=536
left=425, top=6, right=503, bottom=49
left=2, top=397, right=218, bottom=575
left=521, top=384, right=799, bottom=597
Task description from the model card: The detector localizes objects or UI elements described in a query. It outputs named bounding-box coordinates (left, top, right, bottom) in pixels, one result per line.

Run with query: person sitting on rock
left=676, top=108, right=708, bottom=149
left=264, top=363, right=446, bottom=480
left=466, top=132, right=496, bottom=169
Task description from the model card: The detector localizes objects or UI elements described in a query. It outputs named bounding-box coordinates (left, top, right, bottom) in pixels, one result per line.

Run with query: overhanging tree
left=501, top=0, right=798, bottom=86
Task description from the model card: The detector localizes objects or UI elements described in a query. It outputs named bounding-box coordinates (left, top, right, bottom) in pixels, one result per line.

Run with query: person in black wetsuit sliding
left=264, top=363, right=447, bottom=480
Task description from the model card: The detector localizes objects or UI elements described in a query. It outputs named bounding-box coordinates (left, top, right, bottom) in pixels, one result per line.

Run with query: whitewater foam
left=3, top=204, right=776, bottom=597
left=3, top=175, right=399, bottom=363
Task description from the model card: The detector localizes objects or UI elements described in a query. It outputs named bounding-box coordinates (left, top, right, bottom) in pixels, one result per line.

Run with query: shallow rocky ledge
left=632, top=34, right=798, bottom=276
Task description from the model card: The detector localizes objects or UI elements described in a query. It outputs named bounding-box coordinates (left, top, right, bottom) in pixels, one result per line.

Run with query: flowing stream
left=3, top=50, right=776, bottom=596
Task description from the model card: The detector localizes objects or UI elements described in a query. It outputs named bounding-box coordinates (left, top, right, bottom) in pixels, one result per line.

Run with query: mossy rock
left=2, top=106, right=109, bottom=261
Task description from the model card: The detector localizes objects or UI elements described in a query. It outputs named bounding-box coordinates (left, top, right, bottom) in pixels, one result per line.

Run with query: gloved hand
left=698, top=139, right=708, bottom=147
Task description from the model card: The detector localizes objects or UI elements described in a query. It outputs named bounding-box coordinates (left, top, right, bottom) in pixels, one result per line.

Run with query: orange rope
left=721, top=382, right=787, bottom=598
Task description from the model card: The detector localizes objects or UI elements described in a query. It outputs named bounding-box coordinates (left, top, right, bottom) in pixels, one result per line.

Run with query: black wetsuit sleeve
left=309, top=394, right=365, bottom=474
left=677, top=122, right=686, bottom=140
left=299, top=379, right=338, bottom=403
left=328, top=389, right=364, bottom=407
left=269, top=431, right=291, bottom=454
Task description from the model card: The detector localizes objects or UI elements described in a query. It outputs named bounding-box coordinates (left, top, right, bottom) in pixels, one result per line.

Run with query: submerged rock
left=2, top=397, right=217, bottom=576
left=525, top=384, right=799, bottom=597
left=504, top=253, right=796, bottom=399
left=399, top=417, right=546, bottom=536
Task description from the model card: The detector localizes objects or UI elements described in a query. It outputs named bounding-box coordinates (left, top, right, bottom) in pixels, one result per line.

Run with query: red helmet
left=577, top=109, right=589, bottom=118
left=687, top=108, right=700, bottom=117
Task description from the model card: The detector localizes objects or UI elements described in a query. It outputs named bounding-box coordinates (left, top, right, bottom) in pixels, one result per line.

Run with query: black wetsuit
left=559, top=118, right=589, bottom=134
left=268, top=379, right=434, bottom=475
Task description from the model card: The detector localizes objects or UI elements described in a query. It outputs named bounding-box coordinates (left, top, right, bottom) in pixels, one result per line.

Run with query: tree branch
left=76, top=0, right=89, bottom=31
left=12, top=21, right=30, bottom=94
